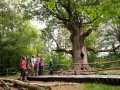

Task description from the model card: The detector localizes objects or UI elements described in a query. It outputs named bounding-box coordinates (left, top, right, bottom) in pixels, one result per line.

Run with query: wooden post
left=7, top=69, right=8, bottom=76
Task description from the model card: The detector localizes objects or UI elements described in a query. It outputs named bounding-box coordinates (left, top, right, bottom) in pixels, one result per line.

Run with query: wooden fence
left=0, top=68, right=19, bottom=76
left=0, top=60, right=120, bottom=76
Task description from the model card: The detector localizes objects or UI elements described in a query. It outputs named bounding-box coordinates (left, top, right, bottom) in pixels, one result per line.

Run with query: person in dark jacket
left=49, top=56, right=55, bottom=75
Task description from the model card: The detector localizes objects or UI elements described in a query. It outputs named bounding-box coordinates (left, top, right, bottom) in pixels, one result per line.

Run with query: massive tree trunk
left=70, top=22, right=91, bottom=71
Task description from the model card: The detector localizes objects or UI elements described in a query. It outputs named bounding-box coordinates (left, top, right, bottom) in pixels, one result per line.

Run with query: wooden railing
left=0, top=68, right=18, bottom=76
left=0, top=60, right=120, bottom=76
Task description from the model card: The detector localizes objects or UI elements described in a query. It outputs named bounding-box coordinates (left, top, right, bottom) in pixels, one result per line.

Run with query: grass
left=82, top=83, right=120, bottom=90
left=96, top=71, right=120, bottom=75
left=15, top=72, right=21, bottom=76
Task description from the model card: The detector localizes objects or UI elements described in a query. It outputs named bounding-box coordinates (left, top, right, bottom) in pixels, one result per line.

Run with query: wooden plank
left=28, top=75, right=120, bottom=85
left=28, top=75, right=119, bottom=79
left=117, top=75, right=120, bottom=79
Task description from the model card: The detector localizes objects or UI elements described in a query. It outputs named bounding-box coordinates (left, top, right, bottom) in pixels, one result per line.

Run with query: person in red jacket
left=20, top=56, right=28, bottom=82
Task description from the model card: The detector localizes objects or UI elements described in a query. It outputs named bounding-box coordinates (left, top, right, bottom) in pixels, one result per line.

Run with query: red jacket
left=20, top=60, right=26, bottom=69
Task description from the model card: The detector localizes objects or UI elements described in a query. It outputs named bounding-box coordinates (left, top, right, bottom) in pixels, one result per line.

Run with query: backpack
left=34, top=63, right=37, bottom=68
left=17, top=62, right=21, bottom=68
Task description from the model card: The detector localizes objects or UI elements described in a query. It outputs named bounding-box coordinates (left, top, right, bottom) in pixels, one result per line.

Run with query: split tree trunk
left=70, top=22, right=91, bottom=72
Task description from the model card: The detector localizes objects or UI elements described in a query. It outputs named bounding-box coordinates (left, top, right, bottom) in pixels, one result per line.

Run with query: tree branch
left=58, top=0, right=72, bottom=18
left=82, top=28, right=96, bottom=39
left=43, top=4, right=68, bottom=22
left=55, top=4, right=69, bottom=22
left=52, top=36, right=59, bottom=48
left=87, top=45, right=120, bottom=54
left=53, top=49, right=72, bottom=55
left=83, top=17, right=98, bottom=26
left=50, top=10, right=68, bottom=22
left=68, top=0, right=72, bottom=19
left=87, top=47, right=98, bottom=54
left=44, top=28, right=60, bottom=48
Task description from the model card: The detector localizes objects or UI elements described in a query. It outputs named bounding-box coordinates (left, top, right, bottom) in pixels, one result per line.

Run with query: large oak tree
left=22, top=0, right=120, bottom=71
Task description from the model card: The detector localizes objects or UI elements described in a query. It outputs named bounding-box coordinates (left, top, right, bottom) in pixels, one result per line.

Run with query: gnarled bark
left=70, top=22, right=91, bottom=72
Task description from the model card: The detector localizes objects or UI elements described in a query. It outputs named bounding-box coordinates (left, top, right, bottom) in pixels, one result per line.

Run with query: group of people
left=20, top=54, right=55, bottom=82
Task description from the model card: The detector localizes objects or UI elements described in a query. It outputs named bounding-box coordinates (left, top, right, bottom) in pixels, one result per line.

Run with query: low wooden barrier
left=0, top=68, right=18, bottom=76
left=0, top=60, right=120, bottom=76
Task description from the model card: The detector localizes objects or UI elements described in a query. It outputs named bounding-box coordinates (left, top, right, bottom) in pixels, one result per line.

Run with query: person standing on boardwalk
left=31, top=55, right=36, bottom=75
left=20, top=56, right=28, bottom=82
left=34, top=60, right=39, bottom=76
left=36, top=54, right=41, bottom=75
left=36, top=54, right=40, bottom=62
left=25, top=55, right=29, bottom=69
left=39, top=58, right=44, bottom=76
left=49, top=56, right=56, bottom=75
left=25, top=55, right=31, bottom=76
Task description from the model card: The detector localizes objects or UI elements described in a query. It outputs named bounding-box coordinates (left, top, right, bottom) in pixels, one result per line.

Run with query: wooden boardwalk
left=28, top=75, right=120, bottom=85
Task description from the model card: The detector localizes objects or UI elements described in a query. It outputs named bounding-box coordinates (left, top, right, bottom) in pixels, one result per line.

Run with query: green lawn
left=82, top=83, right=120, bottom=90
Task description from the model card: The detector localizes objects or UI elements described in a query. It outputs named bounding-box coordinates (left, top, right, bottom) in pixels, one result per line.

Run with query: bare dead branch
left=97, top=45, right=120, bottom=52
left=52, top=36, right=59, bottom=48
left=53, top=49, right=72, bottom=55
left=87, top=45, right=120, bottom=54
left=1, top=79, right=50, bottom=90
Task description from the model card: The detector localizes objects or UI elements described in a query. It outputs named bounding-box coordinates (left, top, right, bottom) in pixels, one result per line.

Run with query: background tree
left=0, top=0, right=47, bottom=70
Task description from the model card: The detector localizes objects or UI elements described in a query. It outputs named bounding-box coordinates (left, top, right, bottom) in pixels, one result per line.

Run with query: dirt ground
left=28, top=81, right=84, bottom=90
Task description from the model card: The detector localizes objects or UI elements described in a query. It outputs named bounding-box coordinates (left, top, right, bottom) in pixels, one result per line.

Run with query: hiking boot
left=24, top=80, right=29, bottom=82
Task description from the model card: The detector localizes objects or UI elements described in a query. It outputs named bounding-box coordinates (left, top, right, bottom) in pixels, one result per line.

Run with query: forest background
left=0, top=0, right=120, bottom=74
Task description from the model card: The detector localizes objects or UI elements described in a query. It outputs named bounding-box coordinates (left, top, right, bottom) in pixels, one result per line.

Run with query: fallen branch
left=0, top=80, right=10, bottom=89
left=31, top=82, right=77, bottom=87
left=0, top=78, right=51, bottom=90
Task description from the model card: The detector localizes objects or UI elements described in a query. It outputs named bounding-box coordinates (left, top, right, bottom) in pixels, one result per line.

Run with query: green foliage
left=96, top=71, right=120, bottom=75
left=1, top=0, right=120, bottom=73
left=15, top=72, right=21, bottom=76
left=0, top=0, right=47, bottom=70
left=48, top=0, right=56, bottom=10
left=43, top=52, right=72, bottom=71
left=82, top=83, right=120, bottom=90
